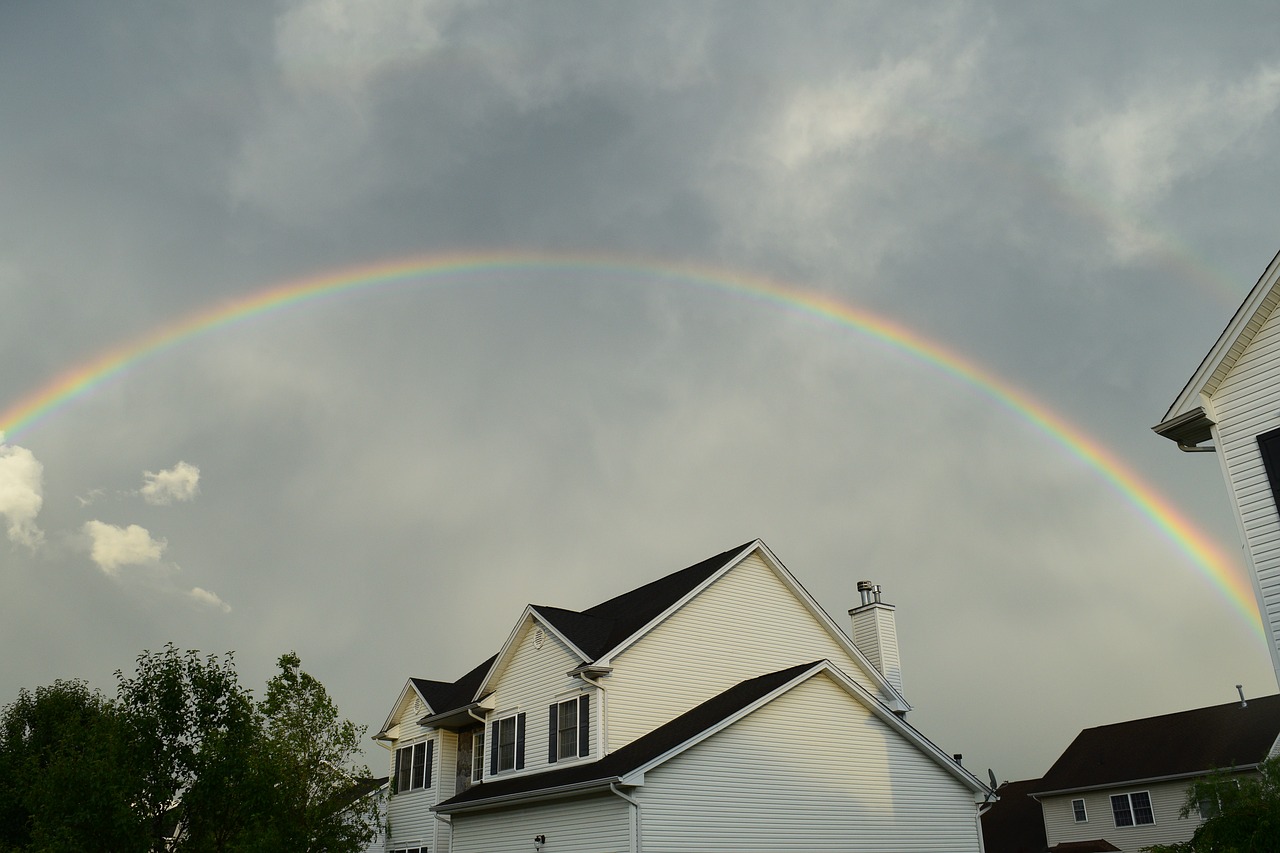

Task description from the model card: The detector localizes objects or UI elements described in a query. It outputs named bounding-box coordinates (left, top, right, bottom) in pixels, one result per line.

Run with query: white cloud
left=83, top=520, right=166, bottom=577
left=141, top=461, right=201, bottom=505
left=188, top=586, right=232, bottom=613
left=1056, top=63, right=1280, bottom=214
left=0, top=439, right=44, bottom=549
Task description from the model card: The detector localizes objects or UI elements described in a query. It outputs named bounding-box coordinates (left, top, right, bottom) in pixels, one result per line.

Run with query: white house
left=1155, top=248, right=1280, bottom=684
left=373, top=539, right=989, bottom=853
left=1026, top=693, right=1280, bottom=853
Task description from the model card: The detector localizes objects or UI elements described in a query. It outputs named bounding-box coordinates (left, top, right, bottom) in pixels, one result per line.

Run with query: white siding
left=606, top=552, right=880, bottom=751
left=386, top=691, right=442, bottom=850
left=1209, top=299, right=1280, bottom=673
left=636, top=672, right=981, bottom=853
left=451, top=794, right=630, bottom=853
left=483, top=617, right=597, bottom=779
left=1041, top=781, right=1199, bottom=853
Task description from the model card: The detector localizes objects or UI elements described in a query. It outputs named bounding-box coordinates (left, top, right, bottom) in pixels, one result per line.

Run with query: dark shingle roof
left=426, top=541, right=755, bottom=713
left=1036, top=694, right=1280, bottom=794
left=1047, top=842, right=1119, bottom=852
left=980, top=778, right=1048, bottom=853
left=409, top=678, right=457, bottom=712
left=437, top=660, right=820, bottom=811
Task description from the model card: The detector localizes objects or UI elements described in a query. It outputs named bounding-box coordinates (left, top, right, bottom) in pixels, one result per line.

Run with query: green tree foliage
left=0, top=679, right=144, bottom=853
left=1146, top=757, right=1280, bottom=853
left=0, top=648, right=380, bottom=853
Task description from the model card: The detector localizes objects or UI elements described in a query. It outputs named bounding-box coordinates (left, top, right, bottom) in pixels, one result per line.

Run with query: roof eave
left=1032, top=763, right=1261, bottom=798
left=433, top=777, right=626, bottom=814
left=1152, top=406, right=1215, bottom=448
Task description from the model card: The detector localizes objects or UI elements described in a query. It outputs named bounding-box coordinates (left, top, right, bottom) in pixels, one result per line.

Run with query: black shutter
left=490, top=721, right=499, bottom=776
left=425, top=739, right=435, bottom=789
left=1260, top=428, right=1280, bottom=511
left=578, top=695, right=590, bottom=758
left=516, top=712, right=526, bottom=770
left=393, top=747, right=402, bottom=794
left=548, top=704, right=559, bottom=763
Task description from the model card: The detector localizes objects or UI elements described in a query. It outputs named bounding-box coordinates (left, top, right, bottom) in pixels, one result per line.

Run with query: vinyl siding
left=636, top=672, right=980, bottom=853
left=387, top=690, right=442, bottom=850
left=484, top=617, right=596, bottom=779
left=1041, top=780, right=1199, bottom=853
left=451, top=793, right=629, bottom=853
left=606, top=552, right=880, bottom=752
left=1209, top=299, right=1280, bottom=669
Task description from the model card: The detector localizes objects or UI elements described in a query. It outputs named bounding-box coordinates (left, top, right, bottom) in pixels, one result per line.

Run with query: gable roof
left=436, top=659, right=983, bottom=814
left=1155, top=247, right=1280, bottom=446
left=1034, top=693, right=1280, bottom=796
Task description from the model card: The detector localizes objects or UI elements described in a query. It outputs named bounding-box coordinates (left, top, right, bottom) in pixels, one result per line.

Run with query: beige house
left=373, top=539, right=989, bottom=853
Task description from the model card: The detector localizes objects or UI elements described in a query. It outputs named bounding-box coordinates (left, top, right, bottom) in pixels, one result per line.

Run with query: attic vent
left=534, top=627, right=545, bottom=649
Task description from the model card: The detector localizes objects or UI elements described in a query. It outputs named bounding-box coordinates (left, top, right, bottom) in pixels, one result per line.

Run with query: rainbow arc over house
left=0, top=251, right=1262, bottom=639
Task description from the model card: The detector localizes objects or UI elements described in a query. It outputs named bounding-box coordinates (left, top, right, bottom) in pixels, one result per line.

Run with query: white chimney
left=849, top=581, right=903, bottom=694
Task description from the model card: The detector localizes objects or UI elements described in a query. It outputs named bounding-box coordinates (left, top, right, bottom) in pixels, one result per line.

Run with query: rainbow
left=0, top=251, right=1263, bottom=639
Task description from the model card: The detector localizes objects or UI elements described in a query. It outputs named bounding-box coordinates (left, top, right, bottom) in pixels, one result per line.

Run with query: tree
left=0, top=679, right=145, bottom=853
left=257, top=652, right=380, bottom=853
left=1145, top=757, right=1280, bottom=853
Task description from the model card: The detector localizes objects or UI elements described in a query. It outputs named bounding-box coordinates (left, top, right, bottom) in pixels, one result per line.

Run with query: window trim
left=491, top=712, right=525, bottom=774
left=1072, top=798, right=1087, bottom=822
left=548, top=694, right=591, bottom=764
left=471, top=730, right=485, bottom=782
left=393, top=739, right=434, bottom=794
left=1111, top=791, right=1154, bottom=827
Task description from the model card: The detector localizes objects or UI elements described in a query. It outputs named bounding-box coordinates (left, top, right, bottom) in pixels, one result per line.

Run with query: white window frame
left=555, top=697, right=579, bottom=761
left=1111, top=791, right=1154, bottom=827
left=1072, top=798, right=1087, bottom=822
left=394, top=739, right=432, bottom=794
left=496, top=714, right=519, bottom=773
left=471, top=730, right=485, bottom=782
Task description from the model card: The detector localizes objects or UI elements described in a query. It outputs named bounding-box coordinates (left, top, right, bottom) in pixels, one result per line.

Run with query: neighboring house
left=1154, top=248, right=1280, bottom=684
left=1025, top=694, right=1280, bottom=853
left=374, top=539, right=990, bottom=853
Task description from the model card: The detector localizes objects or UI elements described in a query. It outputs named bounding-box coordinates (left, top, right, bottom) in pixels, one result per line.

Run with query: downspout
left=576, top=672, right=609, bottom=756
left=610, top=783, right=641, bottom=853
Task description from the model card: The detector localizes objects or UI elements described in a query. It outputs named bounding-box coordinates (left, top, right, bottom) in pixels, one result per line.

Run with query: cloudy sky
left=4, top=1, right=1280, bottom=784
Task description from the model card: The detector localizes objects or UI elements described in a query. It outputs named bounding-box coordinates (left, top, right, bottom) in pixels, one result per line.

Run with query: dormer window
left=394, top=740, right=433, bottom=793
left=549, top=695, right=590, bottom=762
left=491, top=712, right=526, bottom=774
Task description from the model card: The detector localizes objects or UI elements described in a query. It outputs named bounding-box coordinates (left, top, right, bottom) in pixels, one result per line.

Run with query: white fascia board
left=619, top=660, right=981, bottom=794
left=1163, top=247, right=1280, bottom=423
left=751, top=540, right=911, bottom=713
left=592, top=540, right=761, bottom=666
left=618, top=661, right=828, bottom=783
left=1032, top=765, right=1261, bottom=798
left=376, top=678, right=434, bottom=740
left=473, top=605, right=590, bottom=700
left=816, top=663, right=987, bottom=795
left=433, top=778, right=623, bottom=814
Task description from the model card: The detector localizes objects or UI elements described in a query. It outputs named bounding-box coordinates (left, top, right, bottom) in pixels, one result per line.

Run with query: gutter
left=434, top=777, right=625, bottom=815
left=1031, top=763, right=1260, bottom=798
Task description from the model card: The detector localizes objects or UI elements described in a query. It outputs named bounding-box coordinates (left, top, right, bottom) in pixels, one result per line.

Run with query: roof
left=980, top=778, right=1048, bottom=853
left=436, top=661, right=820, bottom=812
left=426, top=541, right=757, bottom=715
left=1155, top=247, right=1280, bottom=444
left=534, top=541, right=755, bottom=659
left=1034, top=694, right=1280, bottom=795
left=1047, top=842, right=1119, bottom=853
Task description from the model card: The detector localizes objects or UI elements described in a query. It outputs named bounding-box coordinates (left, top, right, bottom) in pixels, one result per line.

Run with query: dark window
left=1259, top=428, right=1280, bottom=511
left=495, top=713, right=524, bottom=772
left=1073, top=799, right=1087, bottom=822
left=557, top=699, right=578, bottom=760
left=1111, top=792, right=1154, bottom=827
left=472, top=731, right=485, bottom=782
left=394, top=740, right=432, bottom=793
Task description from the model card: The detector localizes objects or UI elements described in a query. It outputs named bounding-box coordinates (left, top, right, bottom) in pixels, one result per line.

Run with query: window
left=1111, top=791, right=1154, bottom=827
left=471, top=731, right=485, bottom=782
left=1259, top=428, right=1280, bottom=511
left=490, top=712, right=525, bottom=774
left=548, top=695, right=590, bottom=763
left=391, top=848, right=427, bottom=853
left=1072, top=798, right=1087, bottom=822
left=394, top=740, right=433, bottom=793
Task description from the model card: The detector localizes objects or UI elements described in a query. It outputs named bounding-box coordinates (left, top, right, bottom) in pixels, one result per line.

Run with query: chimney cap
left=856, top=580, right=874, bottom=591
